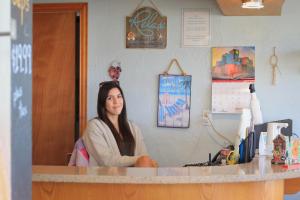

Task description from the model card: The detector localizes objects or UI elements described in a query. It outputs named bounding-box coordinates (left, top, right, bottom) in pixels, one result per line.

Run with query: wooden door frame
left=33, top=3, right=88, bottom=135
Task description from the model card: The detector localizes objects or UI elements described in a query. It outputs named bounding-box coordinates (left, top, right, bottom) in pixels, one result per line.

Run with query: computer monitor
left=254, top=119, right=293, bottom=149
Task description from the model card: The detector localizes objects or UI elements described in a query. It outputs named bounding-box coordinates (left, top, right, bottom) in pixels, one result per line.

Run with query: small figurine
left=108, top=61, right=122, bottom=81
left=271, top=134, right=286, bottom=165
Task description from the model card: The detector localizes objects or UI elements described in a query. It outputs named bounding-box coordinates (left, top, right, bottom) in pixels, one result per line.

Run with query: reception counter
left=32, top=156, right=300, bottom=200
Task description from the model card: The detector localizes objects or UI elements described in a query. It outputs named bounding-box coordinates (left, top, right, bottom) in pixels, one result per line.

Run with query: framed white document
left=181, top=8, right=210, bottom=47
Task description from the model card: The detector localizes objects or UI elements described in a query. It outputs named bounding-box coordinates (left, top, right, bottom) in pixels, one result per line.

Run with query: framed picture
left=157, top=74, right=192, bottom=128
left=211, top=46, right=255, bottom=113
left=211, top=46, right=255, bottom=81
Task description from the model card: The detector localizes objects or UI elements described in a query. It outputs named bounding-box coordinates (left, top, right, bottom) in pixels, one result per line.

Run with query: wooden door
left=32, top=11, right=76, bottom=165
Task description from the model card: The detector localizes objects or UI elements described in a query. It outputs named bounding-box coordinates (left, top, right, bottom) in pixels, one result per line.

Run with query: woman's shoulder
left=85, top=118, right=109, bottom=132
left=128, top=120, right=137, bottom=128
left=88, top=118, right=102, bottom=126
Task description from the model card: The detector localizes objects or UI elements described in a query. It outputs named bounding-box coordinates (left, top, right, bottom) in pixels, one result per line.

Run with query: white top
left=82, top=119, right=148, bottom=167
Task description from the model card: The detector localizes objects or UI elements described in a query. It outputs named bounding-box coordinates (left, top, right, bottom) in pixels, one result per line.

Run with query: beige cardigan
left=82, top=119, right=148, bottom=167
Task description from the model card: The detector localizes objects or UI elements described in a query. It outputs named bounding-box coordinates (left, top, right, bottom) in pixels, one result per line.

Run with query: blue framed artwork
left=157, top=74, right=192, bottom=128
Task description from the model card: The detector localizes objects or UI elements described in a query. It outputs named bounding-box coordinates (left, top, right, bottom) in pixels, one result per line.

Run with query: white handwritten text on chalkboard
left=13, top=86, right=28, bottom=119
left=11, top=43, right=32, bottom=75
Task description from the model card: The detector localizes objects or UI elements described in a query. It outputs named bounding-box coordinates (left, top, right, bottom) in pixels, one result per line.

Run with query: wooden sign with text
left=126, top=7, right=167, bottom=49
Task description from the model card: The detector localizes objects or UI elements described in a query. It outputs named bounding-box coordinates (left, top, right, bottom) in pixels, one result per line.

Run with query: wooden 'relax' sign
left=126, top=7, right=167, bottom=49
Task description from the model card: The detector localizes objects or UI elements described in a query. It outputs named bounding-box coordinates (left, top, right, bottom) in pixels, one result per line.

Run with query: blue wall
left=33, top=0, right=300, bottom=167
left=87, top=0, right=300, bottom=167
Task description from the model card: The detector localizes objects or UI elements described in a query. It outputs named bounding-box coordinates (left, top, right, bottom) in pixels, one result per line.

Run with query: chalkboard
left=11, top=0, right=32, bottom=200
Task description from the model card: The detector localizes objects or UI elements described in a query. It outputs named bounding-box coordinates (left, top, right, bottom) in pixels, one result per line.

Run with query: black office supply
left=247, top=131, right=255, bottom=162
left=254, top=119, right=292, bottom=149
left=208, top=153, right=212, bottom=166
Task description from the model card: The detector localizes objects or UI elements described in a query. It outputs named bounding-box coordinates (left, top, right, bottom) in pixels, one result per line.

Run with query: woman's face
left=105, top=87, right=124, bottom=117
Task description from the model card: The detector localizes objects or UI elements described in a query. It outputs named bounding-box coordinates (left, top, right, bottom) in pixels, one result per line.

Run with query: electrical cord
left=292, top=133, right=299, bottom=138
left=207, top=114, right=234, bottom=145
left=206, top=127, right=226, bottom=147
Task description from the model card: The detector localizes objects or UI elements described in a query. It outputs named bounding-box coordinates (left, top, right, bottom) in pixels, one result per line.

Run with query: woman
left=82, top=81, right=157, bottom=167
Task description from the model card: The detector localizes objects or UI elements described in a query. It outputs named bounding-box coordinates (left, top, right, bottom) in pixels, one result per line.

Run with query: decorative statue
left=108, top=61, right=122, bottom=81
left=272, top=134, right=286, bottom=165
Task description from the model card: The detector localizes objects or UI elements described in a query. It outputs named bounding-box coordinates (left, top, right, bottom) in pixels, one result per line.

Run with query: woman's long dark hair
left=97, top=81, right=135, bottom=156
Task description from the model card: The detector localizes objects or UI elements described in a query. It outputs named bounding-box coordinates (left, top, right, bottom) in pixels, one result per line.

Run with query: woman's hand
left=134, top=156, right=158, bottom=168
